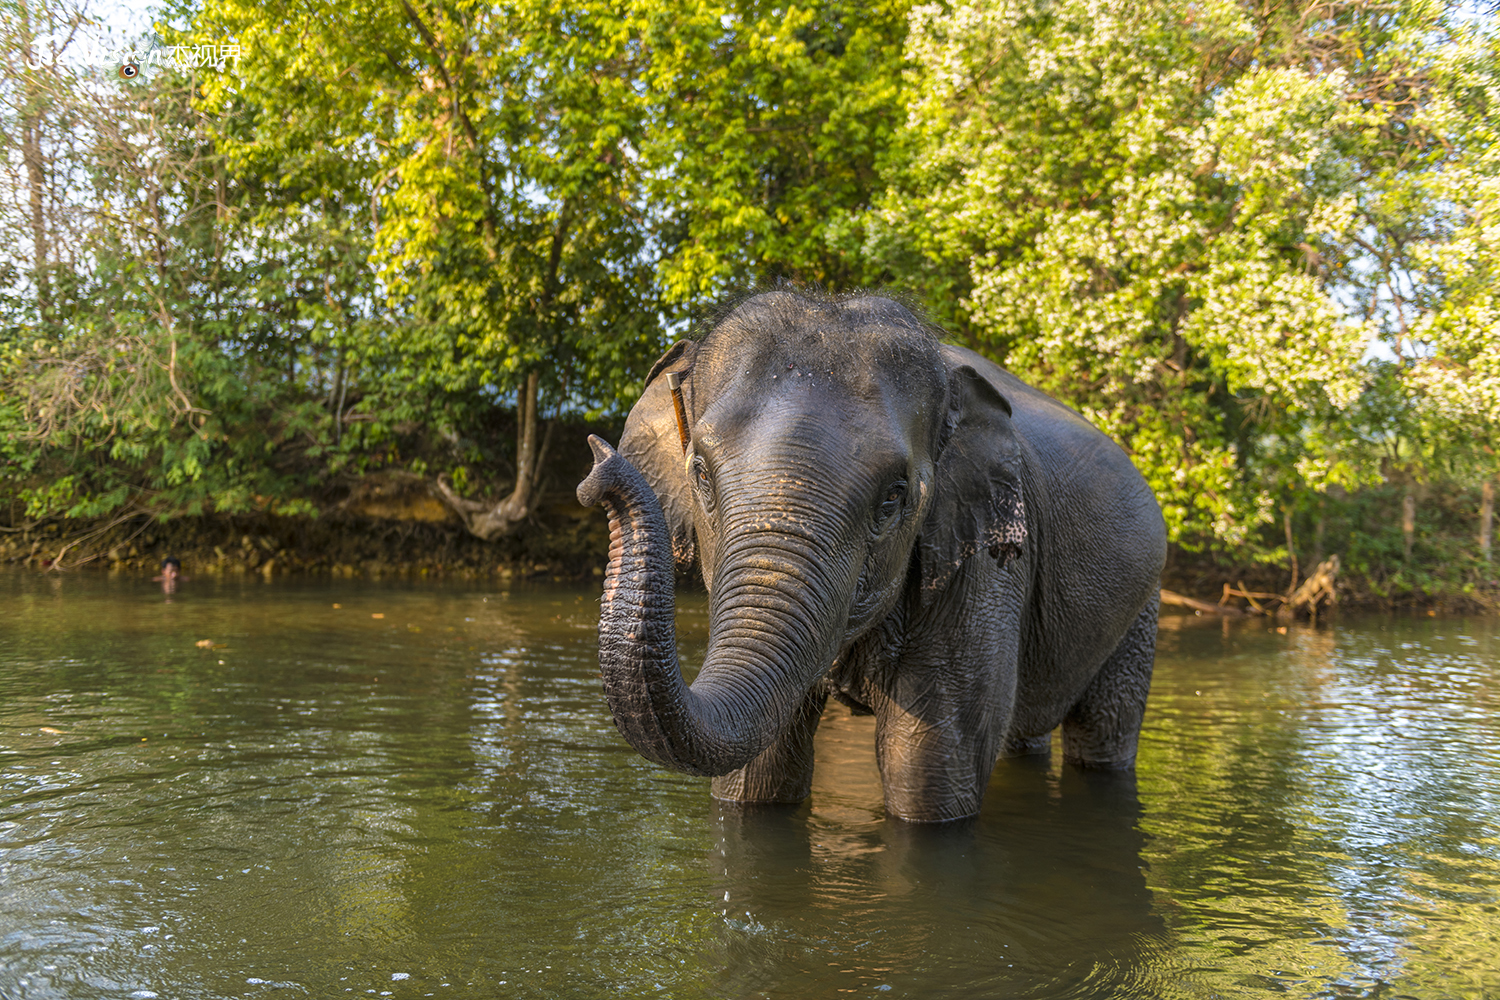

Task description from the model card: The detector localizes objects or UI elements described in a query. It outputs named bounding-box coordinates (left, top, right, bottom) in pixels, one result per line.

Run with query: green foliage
left=0, top=0, right=1494, bottom=600
left=0, top=38, right=342, bottom=523
left=4, top=0, right=902, bottom=529
left=1320, top=483, right=1497, bottom=601
left=847, top=0, right=1498, bottom=564
left=631, top=0, right=910, bottom=302
left=190, top=0, right=667, bottom=416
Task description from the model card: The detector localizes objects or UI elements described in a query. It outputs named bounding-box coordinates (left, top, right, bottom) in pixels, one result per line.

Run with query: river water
left=0, top=570, right=1496, bottom=999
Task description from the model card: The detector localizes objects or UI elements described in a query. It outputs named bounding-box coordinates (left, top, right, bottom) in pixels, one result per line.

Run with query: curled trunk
left=577, top=436, right=830, bottom=776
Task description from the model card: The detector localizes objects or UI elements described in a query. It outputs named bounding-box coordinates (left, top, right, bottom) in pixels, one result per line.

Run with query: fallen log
left=1161, top=589, right=1246, bottom=616
left=1278, top=554, right=1340, bottom=620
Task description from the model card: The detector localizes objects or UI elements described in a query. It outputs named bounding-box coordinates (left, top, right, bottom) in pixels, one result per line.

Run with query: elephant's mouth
left=843, top=549, right=912, bottom=647
left=825, top=658, right=877, bottom=716
left=851, top=562, right=874, bottom=607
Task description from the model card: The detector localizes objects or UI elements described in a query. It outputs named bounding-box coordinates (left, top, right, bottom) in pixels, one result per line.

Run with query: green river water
left=0, top=569, right=1496, bottom=999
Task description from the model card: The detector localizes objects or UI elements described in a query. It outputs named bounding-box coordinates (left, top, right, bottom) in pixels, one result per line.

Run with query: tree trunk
left=1283, top=505, right=1299, bottom=595
left=1161, top=589, right=1245, bottom=616
left=1482, top=478, right=1494, bottom=564
left=434, top=370, right=549, bottom=540
left=1402, top=491, right=1416, bottom=561
left=330, top=345, right=346, bottom=445
left=1311, top=497, right=1326, bottom=568
left=17, top=0, right=51, bottom=325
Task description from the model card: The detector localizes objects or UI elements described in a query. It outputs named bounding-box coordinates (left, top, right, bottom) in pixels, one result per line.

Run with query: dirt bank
left=0, top=481, right=610, bottom=582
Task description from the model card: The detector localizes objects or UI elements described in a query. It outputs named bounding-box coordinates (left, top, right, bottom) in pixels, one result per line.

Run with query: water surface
left=1, top=571, right=1496, bottom=998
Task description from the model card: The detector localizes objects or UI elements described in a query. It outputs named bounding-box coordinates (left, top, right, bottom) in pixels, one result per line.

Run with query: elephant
left=577, top=290, right=1166, bottom=823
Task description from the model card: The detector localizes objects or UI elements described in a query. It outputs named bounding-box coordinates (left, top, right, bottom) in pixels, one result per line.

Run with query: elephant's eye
left=874, top=481, right=906, bottom=531
left=692, top=456, right=716, bottom=514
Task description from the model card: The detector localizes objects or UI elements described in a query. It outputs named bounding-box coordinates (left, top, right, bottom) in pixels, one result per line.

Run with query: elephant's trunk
left=577, top=435, right=840, bottom=776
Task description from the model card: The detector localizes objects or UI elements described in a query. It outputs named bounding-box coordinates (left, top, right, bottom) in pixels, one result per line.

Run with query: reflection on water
left=1143, top=616, right=1500, bottom=998
left=709, top=743, right=1163, bottom=998
left=0, top=570, right=1496, bottom=999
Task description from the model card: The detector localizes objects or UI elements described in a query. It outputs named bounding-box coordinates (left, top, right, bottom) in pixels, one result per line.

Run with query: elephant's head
left=578, top=291, right=1026, bottom=778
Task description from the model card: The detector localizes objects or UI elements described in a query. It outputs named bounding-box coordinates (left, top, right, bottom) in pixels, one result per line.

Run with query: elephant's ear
left=619, top=340, right=699, bottom=572
left=919, top=364, right=1027, bottom=602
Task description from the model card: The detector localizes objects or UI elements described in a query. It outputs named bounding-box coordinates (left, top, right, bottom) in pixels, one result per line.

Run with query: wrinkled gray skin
left=577, top=291, right=1166, bottom=823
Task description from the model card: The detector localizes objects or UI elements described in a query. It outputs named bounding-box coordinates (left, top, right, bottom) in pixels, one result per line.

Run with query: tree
left=190, top=0, right=663, bottom=539
left=185, top=0, right=913, bottom=539
left=849, top=0, right=1497, bottom=567
left=1, top=0, right=386, bottom=551
left=631, top=0, right=910, bottom=304
left=0, top=0, right=94, bottom=333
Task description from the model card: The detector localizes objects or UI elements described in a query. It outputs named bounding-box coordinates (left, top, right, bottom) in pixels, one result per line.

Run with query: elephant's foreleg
left=1003, top=731, right=1052, bottom=756
left=873, top=696, right=1005, bottom=823
left=710, top=683, right=828, bottom=805
left=872, top=573, right=1020, bottom=823
left=1061, top=592, right=1158, bottom=767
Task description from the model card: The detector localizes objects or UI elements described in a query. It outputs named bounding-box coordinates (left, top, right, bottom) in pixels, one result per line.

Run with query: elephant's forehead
left=697, top=387, right=914, bottom=469
left=705, top=336, right=940, bottom=393
left=700, top=345, right=942, bottom=426
left=701, top=296, right=947, bottom=401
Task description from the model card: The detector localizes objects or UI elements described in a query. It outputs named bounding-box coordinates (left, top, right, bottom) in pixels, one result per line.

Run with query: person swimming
left=152, top=556, right=186, bottom=593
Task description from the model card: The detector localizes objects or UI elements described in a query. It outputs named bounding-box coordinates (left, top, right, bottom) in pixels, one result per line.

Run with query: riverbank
left=1161, top=480, right=1499, bottom=616
left=4, top=426, right=1494, bottom=611
left=3, top=508, right=1494, bottom=616
left=0, top=482, right=609, bottom=583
